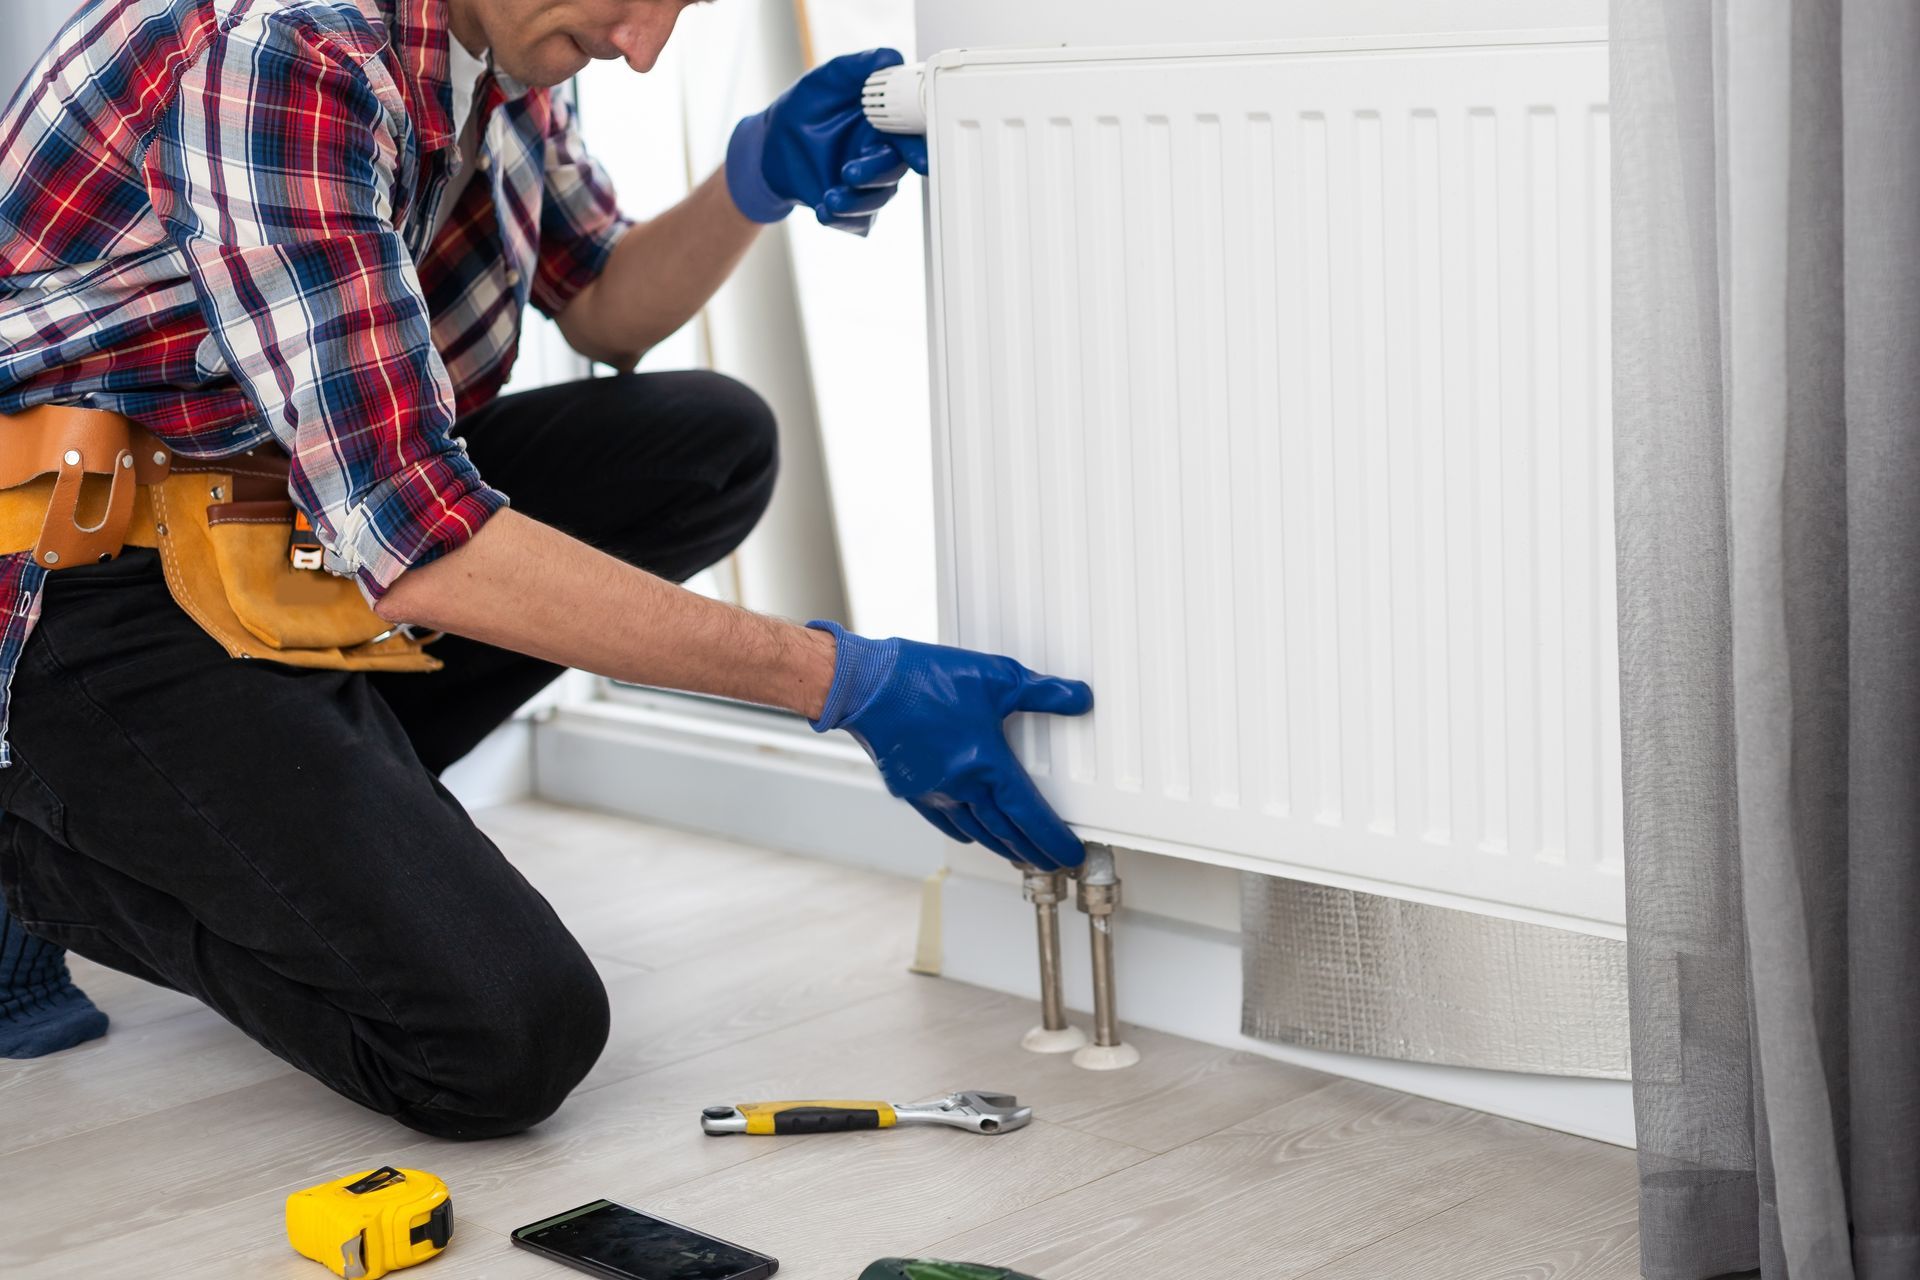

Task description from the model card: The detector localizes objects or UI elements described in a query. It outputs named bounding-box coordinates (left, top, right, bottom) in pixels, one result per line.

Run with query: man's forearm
left=374, top=509, right=836, bottom=720
left=556, top=169, right=759, bottom=369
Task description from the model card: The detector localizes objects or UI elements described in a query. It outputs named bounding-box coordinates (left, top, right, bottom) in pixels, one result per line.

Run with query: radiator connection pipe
left=1073, top=845, right=1140, bottom=1070
left=1017, top=866, right=1087, bottom=1054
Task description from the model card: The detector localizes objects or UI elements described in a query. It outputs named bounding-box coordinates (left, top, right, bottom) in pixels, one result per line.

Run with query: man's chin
left=497, top=38, right=590, bottom=88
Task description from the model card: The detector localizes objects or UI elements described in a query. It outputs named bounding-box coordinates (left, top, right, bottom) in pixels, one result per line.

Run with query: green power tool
left=859, top=1262, right=1046, bottom=1280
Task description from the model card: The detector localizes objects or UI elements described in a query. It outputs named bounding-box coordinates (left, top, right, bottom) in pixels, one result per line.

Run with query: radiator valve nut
left=1021, top=868, right=1067, bottom=908
left=1076, top=878, right=1121, bottom=917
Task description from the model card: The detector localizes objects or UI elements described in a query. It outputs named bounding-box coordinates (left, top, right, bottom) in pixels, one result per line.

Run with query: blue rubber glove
left=808, top=621, right=1093, bottom=870
left=726, top=48, right=929, bottom=237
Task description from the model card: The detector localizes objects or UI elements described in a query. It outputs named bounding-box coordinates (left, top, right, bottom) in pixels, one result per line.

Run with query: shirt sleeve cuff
left=332, top=448, right=510, bottom=600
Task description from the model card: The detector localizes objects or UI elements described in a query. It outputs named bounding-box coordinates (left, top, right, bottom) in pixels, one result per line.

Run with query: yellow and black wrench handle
left=702, top=1100, right=899, bottom=1136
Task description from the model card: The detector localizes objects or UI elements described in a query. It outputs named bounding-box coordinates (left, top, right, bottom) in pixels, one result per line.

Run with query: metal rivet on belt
left=152, top=450, right=168, bottom=465
left=120, top=455, right=132, bottom=468
left=154, top=523, right=167, bottom=536
left=42, top=551, right=58, bottom=564
left=211, top=485, right=224, bottom=501
left=62, top=449, right=80, bottom=466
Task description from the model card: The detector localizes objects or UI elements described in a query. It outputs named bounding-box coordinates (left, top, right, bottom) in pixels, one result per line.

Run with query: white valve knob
left=862, top=62, right=927, bottom=135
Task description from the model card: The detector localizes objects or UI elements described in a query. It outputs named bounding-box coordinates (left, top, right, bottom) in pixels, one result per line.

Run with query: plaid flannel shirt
left=0, top=0, right=633, bottom=765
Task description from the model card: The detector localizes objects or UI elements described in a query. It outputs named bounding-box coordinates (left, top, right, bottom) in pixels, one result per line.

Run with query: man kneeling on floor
left=0, top=0, right=1092, bottom=1135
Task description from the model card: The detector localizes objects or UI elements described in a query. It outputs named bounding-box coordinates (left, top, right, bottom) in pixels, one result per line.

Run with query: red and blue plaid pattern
left=0, top=0, right=632, bottom=764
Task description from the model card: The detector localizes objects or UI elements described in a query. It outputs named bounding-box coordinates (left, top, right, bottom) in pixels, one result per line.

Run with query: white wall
left=573, top=0, right=852, bottom=627
left=786, top=1, right=938, bottom=641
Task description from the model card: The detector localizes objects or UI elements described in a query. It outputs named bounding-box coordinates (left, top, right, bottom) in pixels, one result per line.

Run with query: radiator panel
left=926, top=38, right=1622, bottom=926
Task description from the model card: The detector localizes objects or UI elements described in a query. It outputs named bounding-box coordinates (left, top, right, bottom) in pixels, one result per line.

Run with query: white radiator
left=923, top=32, right=1623, bottom=930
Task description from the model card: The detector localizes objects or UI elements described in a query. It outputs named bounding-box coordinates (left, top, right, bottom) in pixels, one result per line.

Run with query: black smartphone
left=511, top=1200, right=779, bottom=1280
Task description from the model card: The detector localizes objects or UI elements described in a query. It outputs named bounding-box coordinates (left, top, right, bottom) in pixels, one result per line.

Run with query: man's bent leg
left=371, top=370, right=778, bottom=772
left=0, top=551, right=608, bottom=1138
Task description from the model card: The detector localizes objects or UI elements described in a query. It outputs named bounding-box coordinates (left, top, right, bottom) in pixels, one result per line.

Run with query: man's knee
left=678, top=371, right=779, bottom=521
left=405, top=928, right=611, bottom=1140
left=602, top=368, right=778, bottom=494
left=694, top=370, right=778, bottom=472
left=593, top=370, right=779, bottom=579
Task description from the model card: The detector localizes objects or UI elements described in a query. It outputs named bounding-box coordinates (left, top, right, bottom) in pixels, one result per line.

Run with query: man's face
left=455, top=0, right=707, bottom=87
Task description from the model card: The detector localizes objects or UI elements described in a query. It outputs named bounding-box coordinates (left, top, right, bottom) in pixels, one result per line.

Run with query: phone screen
left=514, top=1200, right=773, bottom=1280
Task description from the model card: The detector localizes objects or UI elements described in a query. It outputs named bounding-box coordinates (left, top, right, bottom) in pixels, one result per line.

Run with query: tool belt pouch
left=0, top=406, right=438, bottom=673
left=156, top=462, right=440, bottom=672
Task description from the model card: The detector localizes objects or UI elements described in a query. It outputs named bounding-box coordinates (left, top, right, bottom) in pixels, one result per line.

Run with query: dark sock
left=0, top=907, right=108, bottom=1058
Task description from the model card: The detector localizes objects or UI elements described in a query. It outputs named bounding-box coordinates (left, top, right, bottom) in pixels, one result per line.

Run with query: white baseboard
left=531, top=695, right=1637, bottom=1147
left=532, top=698, right=948, bottom=879
left=939, top=871, right=1636, bottom=1147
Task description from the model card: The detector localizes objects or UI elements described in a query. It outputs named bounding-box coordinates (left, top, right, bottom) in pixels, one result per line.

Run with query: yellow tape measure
left=286, top=1166, right=452, bottom=1279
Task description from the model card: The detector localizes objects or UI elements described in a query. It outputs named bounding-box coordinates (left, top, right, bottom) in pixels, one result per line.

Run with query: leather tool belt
left=0, top=405, right=439, bottom=673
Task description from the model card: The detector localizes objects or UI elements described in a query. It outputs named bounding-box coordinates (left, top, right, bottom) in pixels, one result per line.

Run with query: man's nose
left=608, top=21, right=665, bottom=72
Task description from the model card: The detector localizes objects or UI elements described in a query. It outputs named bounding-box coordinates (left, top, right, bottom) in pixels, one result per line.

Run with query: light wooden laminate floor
left=0, top=800, right=1642, bottom=1279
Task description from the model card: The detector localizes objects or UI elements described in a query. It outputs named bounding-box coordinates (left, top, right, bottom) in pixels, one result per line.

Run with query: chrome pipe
left=1072, top=844, right=1139, bottom=1070
left=1032, top=874, right=1068, bottom=1031
left=1088, top=909, right=1120, bottom=1047
left=1018, top=865, right=1086, bottom=1054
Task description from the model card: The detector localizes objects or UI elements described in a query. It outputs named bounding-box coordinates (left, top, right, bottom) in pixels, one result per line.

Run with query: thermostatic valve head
left=862, top=62, right=927, bottom=135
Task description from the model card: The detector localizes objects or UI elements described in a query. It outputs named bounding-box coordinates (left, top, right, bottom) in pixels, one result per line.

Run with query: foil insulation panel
left=1240, top=873, right=1630, bottom=1078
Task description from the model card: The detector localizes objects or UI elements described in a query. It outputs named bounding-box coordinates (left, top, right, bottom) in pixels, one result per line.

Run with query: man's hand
left=726, top=48, right=928, bottom=236
left=807, top=621, right=1094, bottom=870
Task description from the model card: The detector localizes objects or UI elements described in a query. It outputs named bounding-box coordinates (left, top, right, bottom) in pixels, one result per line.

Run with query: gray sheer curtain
left=1614, top=1, right=1920, bottom=1277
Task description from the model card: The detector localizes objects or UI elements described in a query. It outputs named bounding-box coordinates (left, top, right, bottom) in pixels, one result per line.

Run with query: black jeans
left=0, top=372, right=777, bottom=1139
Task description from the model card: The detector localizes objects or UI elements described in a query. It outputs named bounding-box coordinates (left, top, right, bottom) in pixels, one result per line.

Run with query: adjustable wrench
left=701, top=1090, right=1032, bottom=1136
